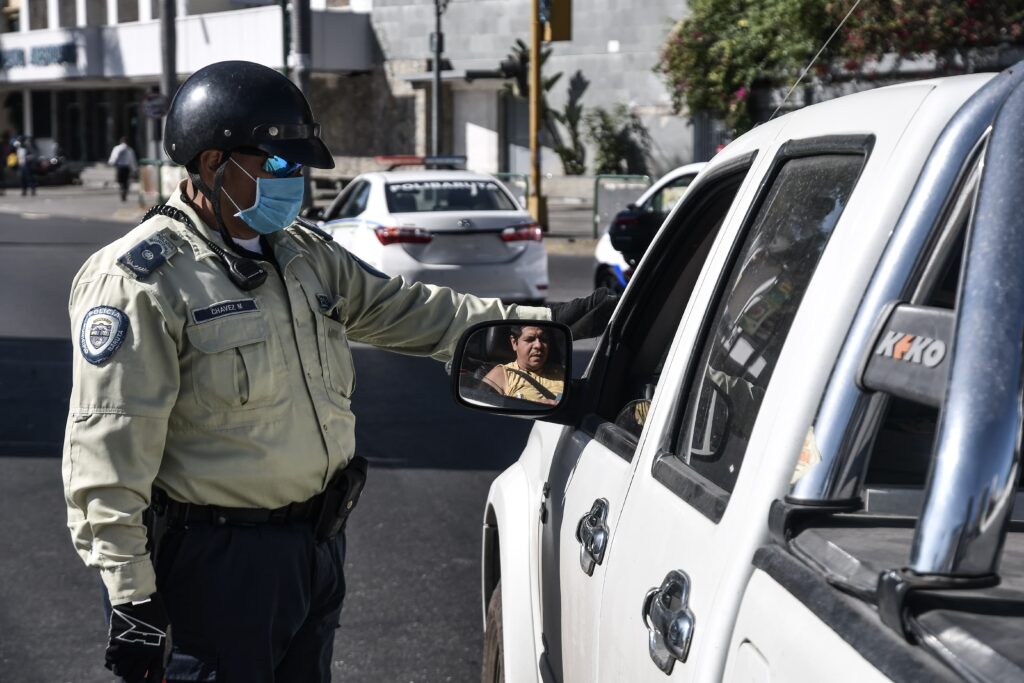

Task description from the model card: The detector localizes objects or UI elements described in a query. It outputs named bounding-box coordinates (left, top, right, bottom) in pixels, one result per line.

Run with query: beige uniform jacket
left=63, top=188, right=550, bottom=605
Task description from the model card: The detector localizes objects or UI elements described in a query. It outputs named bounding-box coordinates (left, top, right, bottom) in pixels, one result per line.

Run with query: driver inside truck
left=483, top=325, right=565, bottom=404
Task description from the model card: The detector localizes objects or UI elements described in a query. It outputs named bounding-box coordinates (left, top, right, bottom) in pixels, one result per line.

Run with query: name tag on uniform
left=192, top=298, right=259, bottom=324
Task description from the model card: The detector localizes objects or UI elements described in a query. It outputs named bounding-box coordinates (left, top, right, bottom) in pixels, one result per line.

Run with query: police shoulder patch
left=80, top=306, right=129, bottom=365
left=117, top=229, right=180, bottom=280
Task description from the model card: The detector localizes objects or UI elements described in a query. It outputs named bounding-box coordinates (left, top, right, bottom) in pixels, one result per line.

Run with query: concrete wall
left=368, top=0, right=694, bottom=175
left=452, top=88, right=499, bottom=173
left=310, top=58, right=421, bottom=171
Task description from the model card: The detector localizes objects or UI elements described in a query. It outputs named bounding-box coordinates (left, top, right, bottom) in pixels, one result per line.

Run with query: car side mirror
left=451, top=320, right=573, bottom=418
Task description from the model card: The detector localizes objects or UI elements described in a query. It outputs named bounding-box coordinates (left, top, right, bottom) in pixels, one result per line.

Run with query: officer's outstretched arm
left=63, top=271, right=180, bottom=606
left=335, top=248, right=551, bottom=361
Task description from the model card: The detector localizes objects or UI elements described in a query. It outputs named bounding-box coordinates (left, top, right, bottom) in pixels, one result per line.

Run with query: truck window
left=644, top=175, right=694, bottom=215
left=590, top=157, right=755, bottom=459
left=671, top=154, right=864, bottom=497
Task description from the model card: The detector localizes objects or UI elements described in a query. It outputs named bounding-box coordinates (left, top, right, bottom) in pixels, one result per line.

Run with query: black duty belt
left=160, top=493, right=321, bottom=527
left=150, top=455, right=367, bottom=540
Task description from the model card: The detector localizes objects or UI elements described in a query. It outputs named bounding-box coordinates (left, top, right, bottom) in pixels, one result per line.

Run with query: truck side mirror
left=451, top=320, right=573, bottom=417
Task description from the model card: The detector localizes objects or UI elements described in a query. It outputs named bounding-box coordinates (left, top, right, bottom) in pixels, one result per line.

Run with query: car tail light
left=374, top=226, right=432, bottom=245
left=501, top=223, right=542, bottom=242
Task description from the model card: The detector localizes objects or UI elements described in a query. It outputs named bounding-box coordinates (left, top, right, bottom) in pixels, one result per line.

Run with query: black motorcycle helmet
left=161, top=60, right=333, bottom=271
left=164, top=60, right=334, bottom=170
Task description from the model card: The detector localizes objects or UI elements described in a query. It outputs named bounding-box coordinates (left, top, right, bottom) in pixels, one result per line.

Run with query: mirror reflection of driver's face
left=512, top=326, right=550, bottom=372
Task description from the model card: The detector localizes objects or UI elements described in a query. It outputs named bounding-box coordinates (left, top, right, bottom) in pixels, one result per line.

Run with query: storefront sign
left=30, top=43, right=77, bottom=67
left=0, top=43, right=77, bottom=69
left=2, top=48, right=27, bottom=69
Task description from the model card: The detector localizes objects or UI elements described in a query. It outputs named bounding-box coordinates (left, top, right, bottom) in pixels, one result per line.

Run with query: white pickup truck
left=450, top=63, right=1024, bottom=683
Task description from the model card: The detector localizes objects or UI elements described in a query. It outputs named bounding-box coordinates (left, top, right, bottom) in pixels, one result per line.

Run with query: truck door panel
left=724, top=566, right=903, bottom=683
left=596, top=144, right=869, bottom=682
left=540, top=157, right=757, bottom=682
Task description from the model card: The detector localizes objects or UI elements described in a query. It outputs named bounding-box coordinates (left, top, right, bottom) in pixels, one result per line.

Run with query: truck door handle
left=641, top=569, right=696, bottom=674
left=575, top=498, right=609, bottom=576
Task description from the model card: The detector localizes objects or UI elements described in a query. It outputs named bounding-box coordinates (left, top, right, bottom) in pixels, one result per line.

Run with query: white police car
left=593, top=162, right=705, bottom=292
left=318, top=169, right=548, bottom=303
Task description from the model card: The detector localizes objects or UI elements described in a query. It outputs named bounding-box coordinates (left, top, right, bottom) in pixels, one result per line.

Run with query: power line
left=769, top=0, right=864, bottom=122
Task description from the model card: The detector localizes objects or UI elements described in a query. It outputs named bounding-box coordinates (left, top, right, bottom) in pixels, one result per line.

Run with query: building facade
left=0, top=0, right=375, bottom=162
left=350, top=0, right=695, bottom=176
left=1, top=0, right=694, bottom=176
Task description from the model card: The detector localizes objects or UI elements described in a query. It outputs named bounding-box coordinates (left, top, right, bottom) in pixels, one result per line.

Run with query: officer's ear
left=196, top=150, right=226, bottom=185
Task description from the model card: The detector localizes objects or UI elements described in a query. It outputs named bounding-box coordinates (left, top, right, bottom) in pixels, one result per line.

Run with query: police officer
left=62, top=60, right=615, bottom=683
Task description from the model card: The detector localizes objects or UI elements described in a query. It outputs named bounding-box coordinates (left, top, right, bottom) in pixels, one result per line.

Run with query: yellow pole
left=527, top=0, right=546, bottom=228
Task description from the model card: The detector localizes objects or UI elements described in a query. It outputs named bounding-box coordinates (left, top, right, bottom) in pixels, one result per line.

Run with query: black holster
left=144, top=487, right=171, bottom=566
left=313, top=456, right=369, bottom=542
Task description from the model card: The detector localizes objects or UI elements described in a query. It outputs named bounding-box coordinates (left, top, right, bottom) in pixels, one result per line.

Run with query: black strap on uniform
left=294, top=215, right=335, bottom=243
left=142, top=203, right=268, bottom=291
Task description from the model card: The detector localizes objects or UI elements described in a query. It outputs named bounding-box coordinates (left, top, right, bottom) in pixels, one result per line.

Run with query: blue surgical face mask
left=224, top=158, right=305, bottom=234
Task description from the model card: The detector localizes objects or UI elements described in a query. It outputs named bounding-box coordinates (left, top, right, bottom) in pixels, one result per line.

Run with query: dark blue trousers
left=153, top=521, right=346, bottom=682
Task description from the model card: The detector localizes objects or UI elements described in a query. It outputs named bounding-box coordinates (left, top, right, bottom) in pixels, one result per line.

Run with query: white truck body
left=470, top=65, right=1024, bottom=683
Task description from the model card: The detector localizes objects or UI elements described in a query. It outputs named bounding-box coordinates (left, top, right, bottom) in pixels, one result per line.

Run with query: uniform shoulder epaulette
left=116, top=227, right=183, bottom=280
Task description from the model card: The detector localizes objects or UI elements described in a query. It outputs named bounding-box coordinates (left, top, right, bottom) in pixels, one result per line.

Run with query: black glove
left=106, top=593, right=172, bottom=683
left=547, top=287, right=619, bottom=339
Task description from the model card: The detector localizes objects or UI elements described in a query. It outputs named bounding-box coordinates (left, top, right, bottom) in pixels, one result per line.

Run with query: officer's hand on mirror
left=546, top=287, right=619, bottom=339
left=105, top=593, right=172, bottom=683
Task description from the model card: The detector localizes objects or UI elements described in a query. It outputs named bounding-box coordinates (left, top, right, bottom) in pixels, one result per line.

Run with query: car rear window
left=385, top=180, right=518, bottom=213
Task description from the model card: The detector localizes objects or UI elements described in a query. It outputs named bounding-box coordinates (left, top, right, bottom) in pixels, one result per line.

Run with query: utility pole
left=431, top=0, right=448, bottom=156
left=290, top=0, right=313, bottom=207
left=160, top=0, right=176, bottom=114
left=290, top=0, right=311, bottom=97
left=527, top=0, right=546, bottom=228
left=280, top=0, right=291, bottom=78
left=157, top=0, right=176, bottom=201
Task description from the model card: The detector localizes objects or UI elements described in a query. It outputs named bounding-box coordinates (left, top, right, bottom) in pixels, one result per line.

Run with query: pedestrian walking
left=0, top=131, right=12, bottom=196
left=108, top=136, right=138, bottom=202
left=15, top=135, right=36, bottom=196
left=62, top=60, right=616, bottom=683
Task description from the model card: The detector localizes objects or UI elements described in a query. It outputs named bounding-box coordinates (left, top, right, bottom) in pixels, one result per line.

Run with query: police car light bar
left=374, top=155, right=468, bottom=171
left=424, top=155, right=467, bottom=169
